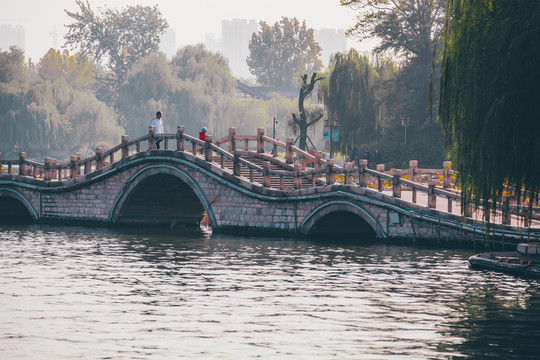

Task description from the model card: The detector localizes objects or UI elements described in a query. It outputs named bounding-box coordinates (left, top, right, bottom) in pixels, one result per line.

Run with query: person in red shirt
left=198, top=127, right=207, bottom=154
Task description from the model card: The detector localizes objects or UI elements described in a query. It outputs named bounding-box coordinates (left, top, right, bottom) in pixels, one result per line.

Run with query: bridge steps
left=210, top=155, right=314, bottom=190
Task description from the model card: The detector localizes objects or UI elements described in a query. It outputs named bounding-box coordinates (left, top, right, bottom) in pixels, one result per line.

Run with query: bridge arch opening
left=0, top=196, right=34, bottom=223
left=301, top=201, right=384, bottom=239
left=116, top=173, right=206, bottom=227
left=307, top=210, right=377, bottom=239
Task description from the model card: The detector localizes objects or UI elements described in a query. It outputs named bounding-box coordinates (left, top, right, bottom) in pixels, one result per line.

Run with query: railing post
left=294, top=164, right=302, bottom=189
left=205, top=135, right=213, bottom=162
left=121, top=135, right=130, bottom=158
left=376, top=164, right=385, bottom=192
left=285, top=137, right=293, bottom=164
left=228, top=128, right=236, bottom=152
left=263, top=161, right=271, bottom=188
left=315, top=151, right=322, bottom=170
left=69, top=154, right=79, bottom=179
left=359, top=159, right=368, bottom=187
left=326, top=159, right=335, bottom=185
left=443, top=161, right=452, bottom=188
left=233, top=149, right=241, bottom=177
left=44, top=157, right=53, bottom=181
left=428, top=179, right=437, bottom=208
left=148, top=125, right=156, bottom=150
left=392, top=170, right=401, bottom=198
left=18, top=152, right=26, bottom=176
left=345, top=162, right=352, bottom=185
left=257, top=128, right=265, bottom=153
left=502, top=195, right=511, bottom=225
left=95, top=147, right=104, bottom=170
left=408, top=160, right=418, bottom=182
left=177, top=125, right=184, bottom=151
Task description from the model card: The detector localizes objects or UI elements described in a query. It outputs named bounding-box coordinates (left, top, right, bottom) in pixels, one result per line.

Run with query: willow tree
left=439, top=0, right=540, bottom=221
left=319, top=50, right=379, bottom=156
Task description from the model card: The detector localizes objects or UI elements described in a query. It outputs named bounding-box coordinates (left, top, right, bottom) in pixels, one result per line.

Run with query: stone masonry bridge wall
left=1, top=150, right=525, bottom=247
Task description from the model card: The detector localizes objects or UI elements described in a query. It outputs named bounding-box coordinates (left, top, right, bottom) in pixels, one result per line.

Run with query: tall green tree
left=170, top=44, right=236, bottom=96
left=319, top=50, right=380, bottom=157
left=247, top=17, right=322, bottom=87
left=439, top=0, right=540, bottom=219
left=64, top=0, right=168, bottom=98
left=341, top=0, right=446, bottom=63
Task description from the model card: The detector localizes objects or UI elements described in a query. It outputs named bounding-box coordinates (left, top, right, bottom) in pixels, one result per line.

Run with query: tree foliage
left=247, top=17, right=322, bottom=87
left=117, top=46, right=297, bottom=140
left=319, top=50, right=380, bottom=156
left=170, top=44, right=236, bottom=96
left=439, top=0, right=540, bottom=218
left=0, top=47, right=122, bottom=158
left=64, top=0, right=168, bottom=90
left=341, top=0, right=446, bottom=62
left=38, top=48, right=95, bottom=90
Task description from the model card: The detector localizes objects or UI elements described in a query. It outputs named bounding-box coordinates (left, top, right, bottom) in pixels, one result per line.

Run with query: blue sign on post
left=323, top=127, right=339, bottom=141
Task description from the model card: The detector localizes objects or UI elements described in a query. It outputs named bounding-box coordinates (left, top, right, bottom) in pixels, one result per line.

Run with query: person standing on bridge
left=198, top=127, right=207, bottom=154
left=150, top=111, right=164, bottom=149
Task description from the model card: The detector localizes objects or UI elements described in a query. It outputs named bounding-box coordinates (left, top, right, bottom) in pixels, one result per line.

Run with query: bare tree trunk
left=292, top=73, right=324, bottom=151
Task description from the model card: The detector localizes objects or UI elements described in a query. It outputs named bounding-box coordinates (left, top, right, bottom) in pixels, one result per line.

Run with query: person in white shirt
left=150, top=111, right=164, bottom=149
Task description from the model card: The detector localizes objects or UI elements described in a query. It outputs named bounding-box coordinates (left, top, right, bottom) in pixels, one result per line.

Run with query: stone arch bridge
left=1, top=127, right=539, bottom=247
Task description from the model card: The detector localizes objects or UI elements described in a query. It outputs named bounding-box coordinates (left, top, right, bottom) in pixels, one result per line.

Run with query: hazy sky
left=1, top=0, right=366, bottom=62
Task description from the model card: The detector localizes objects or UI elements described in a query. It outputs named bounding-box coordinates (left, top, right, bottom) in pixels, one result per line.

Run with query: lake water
left=1, top=224, right=539, bottom=359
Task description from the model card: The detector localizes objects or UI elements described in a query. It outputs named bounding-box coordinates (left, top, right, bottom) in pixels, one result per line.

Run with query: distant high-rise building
left=0, top=24, right=25, bottom=53
left=160, top=28, right=176, bottom=59
left=315, top=28, right=347, bottom=68
left=221, top=19, right=258, bottom=79
left=205, top=33, right=222, bottom=54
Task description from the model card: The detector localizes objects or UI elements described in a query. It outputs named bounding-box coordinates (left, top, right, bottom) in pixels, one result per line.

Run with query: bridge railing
left=2, top=126, right=537, bottom=225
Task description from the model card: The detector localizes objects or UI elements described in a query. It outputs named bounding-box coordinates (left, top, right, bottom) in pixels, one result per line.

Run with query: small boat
left=469, top=243, right=540, bottom=278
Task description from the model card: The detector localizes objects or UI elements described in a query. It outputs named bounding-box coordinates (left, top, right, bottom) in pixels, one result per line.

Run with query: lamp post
left=273, top=117, right=279, bottom=139
left=324, top=119, right=339, bottom=159
left=401, top=117, right=410, bottom=147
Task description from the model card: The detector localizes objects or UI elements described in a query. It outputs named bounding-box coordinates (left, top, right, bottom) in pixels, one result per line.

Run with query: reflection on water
left=0, top=224, right=539, bottom=359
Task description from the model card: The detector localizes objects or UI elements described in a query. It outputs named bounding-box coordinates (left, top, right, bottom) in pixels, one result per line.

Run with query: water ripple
left=1, top=225, right=539, bottom=359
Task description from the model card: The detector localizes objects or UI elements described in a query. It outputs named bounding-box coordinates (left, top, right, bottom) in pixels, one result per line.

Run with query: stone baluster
left=121, top=135, right=130, bottom=158
left=95, top=147, right=104, bottom=170
left=285, top=137, right=293, bottom=164
left=177, top=126, right=184, bottom=151
left=262, top=161, right=271, bottom=188
left=205, top=135, right=213, bottom=162
left=502, top=195, right=511, bottom=225
left=148, top=125, right=156, bottom=150
left=315, top=151, right=322, bottom=170
left=443, top=161, right=452, bottom=188
left=408, top=160, right=418, bottom=182
left=228, top=128, right=236, bottom=153
left=376, top=164, right=385, bottom=192
left=428, top=179, right=437, bottom=208
left=345, top=162, right=353, bottom=185
left=70, top=154, right=80, bottom=179
left=392, top=170, right=401, bottom=198
left=359, top=159, right=368, bottom=187
left=257, top=128, right=264, bottom=153
left=44, top=157, right=56, bottom=181
left=18, top=152, right=26, bottom=176
left=294, top=164, right=302, bottom=189
left=326, top=159, right=335, bottom=185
